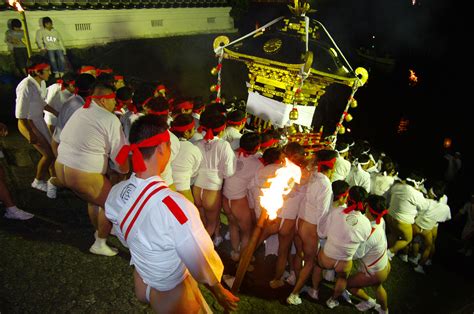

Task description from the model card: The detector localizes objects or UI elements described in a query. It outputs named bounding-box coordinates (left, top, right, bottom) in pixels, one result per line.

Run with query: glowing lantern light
left=443, top=137, right=452, bottom=149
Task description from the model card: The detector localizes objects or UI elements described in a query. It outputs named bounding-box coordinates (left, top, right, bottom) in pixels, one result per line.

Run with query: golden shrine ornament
left=289, top=107, right=299, bottom=120
left=263, top=38, right=283, bottom=54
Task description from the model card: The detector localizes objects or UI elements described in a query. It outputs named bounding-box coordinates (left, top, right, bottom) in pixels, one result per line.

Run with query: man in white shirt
left=55, top=83, right=129, bottom=256
left=106, top=114, right=239, bottom=313
left=332, top=141, right=351, bottom=182
left=346, top=153, right=371, bottom=193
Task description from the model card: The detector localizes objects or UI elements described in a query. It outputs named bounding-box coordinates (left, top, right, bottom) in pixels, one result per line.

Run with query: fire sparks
left=259, top=158, right=301, bottom=220
left=409, top=69, right=418, bottom=86
left=8, top=0, right=24, bottom=12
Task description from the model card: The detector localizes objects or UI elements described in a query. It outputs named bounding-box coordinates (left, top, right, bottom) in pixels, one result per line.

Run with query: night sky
left=242, top=0, right=469, bottom=180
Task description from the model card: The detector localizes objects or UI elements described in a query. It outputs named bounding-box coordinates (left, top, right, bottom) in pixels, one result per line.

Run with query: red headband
left=343, top=197, right=365, bottom=214
left=227, top=117, right=247, bottom=126
left=114, top=75, right=124, bottom=81
left=83, top=92, right=116, bottom=108
left=198, top=124, right=226, bottom=141
left=156, top=84, right=166, bottom=93
left=317, top=157, right=336, bottom=172
left=57, top=79, right=75, bottom=91
left=193, top=103, right=205, bottom=113
left=260, top=138, right=279, bottom=148
left=368, top=206, right=389, bottom=224
left=335, top=190, right=349, bottom=200
left=28, top=63, right=50, bottom=72
left=171, top=121, right=195, bottom=133
left=79, top=66, right=96, bottom=73
left=238, top=146, right=259, bottom=157
left=174, top=101, right=193, bottom=111
left=148, top=110, right=169, bottom=116
left=115, top=131, right=170, bottom=172
left=96, top=68, right=113, bottom=76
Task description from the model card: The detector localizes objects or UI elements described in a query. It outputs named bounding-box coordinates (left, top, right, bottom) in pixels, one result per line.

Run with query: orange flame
left=8, top=0, right=24, bottom=12
left=409, top=69, right=418, bottom=86
left=259, top=158, right=301, bottom=220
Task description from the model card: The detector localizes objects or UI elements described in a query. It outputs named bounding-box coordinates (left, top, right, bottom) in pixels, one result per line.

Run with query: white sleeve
left=109, top=118, right=128, bottom=171
left=15, top=83, right=31, bottom=119
left=191, top=147, right=203, bottom=178
left=221, top=141, right=237, bottom=179
left=172, top=196, right=224, bottom=286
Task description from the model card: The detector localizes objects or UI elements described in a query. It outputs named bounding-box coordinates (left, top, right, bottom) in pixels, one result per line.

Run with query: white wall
left=0, top=7, right=235, bottom=53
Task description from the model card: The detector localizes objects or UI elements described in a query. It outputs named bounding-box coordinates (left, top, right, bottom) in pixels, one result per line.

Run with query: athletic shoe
left=326, top=297, right=340, bottom=309
left=286, top=293, right=302, bottom=305
left=387, top=250, right=395, bottom=261
left=341, top=289, right=353, bottom=304
left=46, top=179, right=57, bottom=199
left=307, top=287, right=319, bottom=300
left=399, top=254, right=408, bottom=262
left=413, top=264, right=425, bottom=274
left=4, top=207, right=34, bottom=220
left=269, top=279, right=285, bottom=289
left=31, top=179, right=48, bottom=192
left=425, top=259, right=432, bottom=266
left=213, top=235, right=223, bottom=247
left=374, top=304, right=389, bottom=314
left=89, top=242, right=119, bottom=257
left=285, top=270, right=296, bottom=286
left=408, top=255, right=420, bottom=265
left=355, top=298, right=377, bottom=311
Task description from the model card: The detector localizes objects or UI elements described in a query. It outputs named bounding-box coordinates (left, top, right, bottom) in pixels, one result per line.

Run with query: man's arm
left=172, top=197, right=239, bottom=312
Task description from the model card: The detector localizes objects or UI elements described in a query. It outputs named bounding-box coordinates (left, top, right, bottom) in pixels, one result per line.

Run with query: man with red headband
left=348, top=194, right=391, bottom=314
left=311, top=186, right=372, bottom=309
left=170, top=114, right=203, bottom=202
left=222, top=109, right=247, bottom=151
left=287, top=149, right=337, bottom=305
left=55, top=82, right=129, bottom=256
left=193, top=109, right=236, bottom=246
left=51, top=73, right=96, bottom=157
left=15, top=55, right=58, bottom=197
left=44, top=72, right=77, bottom=134
left=105, top=115, right=239, bottom=313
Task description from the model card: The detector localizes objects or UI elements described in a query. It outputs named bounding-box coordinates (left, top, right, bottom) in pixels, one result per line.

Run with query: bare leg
left=291, top=221, right=317, bottom=295
left=389, top=220, right=413, bottom=254
left=201, top=189, right=222, bottom=237
left=375, top=284, right=388, bottom=311
left=274, top=219, right=295, bottom=280
left=192, top=186, right=206, bottom=225
left=88, top=203, right=99, bottom=230
left=223, top=196, right=240, bottom=254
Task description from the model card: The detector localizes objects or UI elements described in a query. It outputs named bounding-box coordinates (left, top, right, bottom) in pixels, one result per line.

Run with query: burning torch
left=230, top=158, right=301, bottom=293
left=8, top=0, right=33, bottom=58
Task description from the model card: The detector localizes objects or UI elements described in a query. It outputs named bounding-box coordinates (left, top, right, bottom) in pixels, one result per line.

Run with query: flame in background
left=259, top=158, right=301, bottom=220
left=409, top=69, right=418, bottom=86
left=8, top=0, right=24, bottom=12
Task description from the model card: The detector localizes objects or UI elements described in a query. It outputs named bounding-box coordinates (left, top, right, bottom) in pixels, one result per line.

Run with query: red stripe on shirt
left=120, top=181, right=160, bottom=231
left=162, top=196, right=188, bottom=225
left=367, top=249, right=386, bottom=268
left=124, top=185, right=168, bottom=240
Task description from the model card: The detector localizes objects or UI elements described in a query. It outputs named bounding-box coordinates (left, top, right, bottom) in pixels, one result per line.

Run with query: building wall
left=0, top=7, right=235, bottom=53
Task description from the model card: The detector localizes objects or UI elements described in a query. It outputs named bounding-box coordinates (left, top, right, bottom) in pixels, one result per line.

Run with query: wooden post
left=231, top=209, right=268, bottom=294
left=20, top=10, right=33, bottom=58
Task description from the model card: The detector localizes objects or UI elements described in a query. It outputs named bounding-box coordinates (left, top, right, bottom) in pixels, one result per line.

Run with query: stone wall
left=1, top=7, right=235, bottom=53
